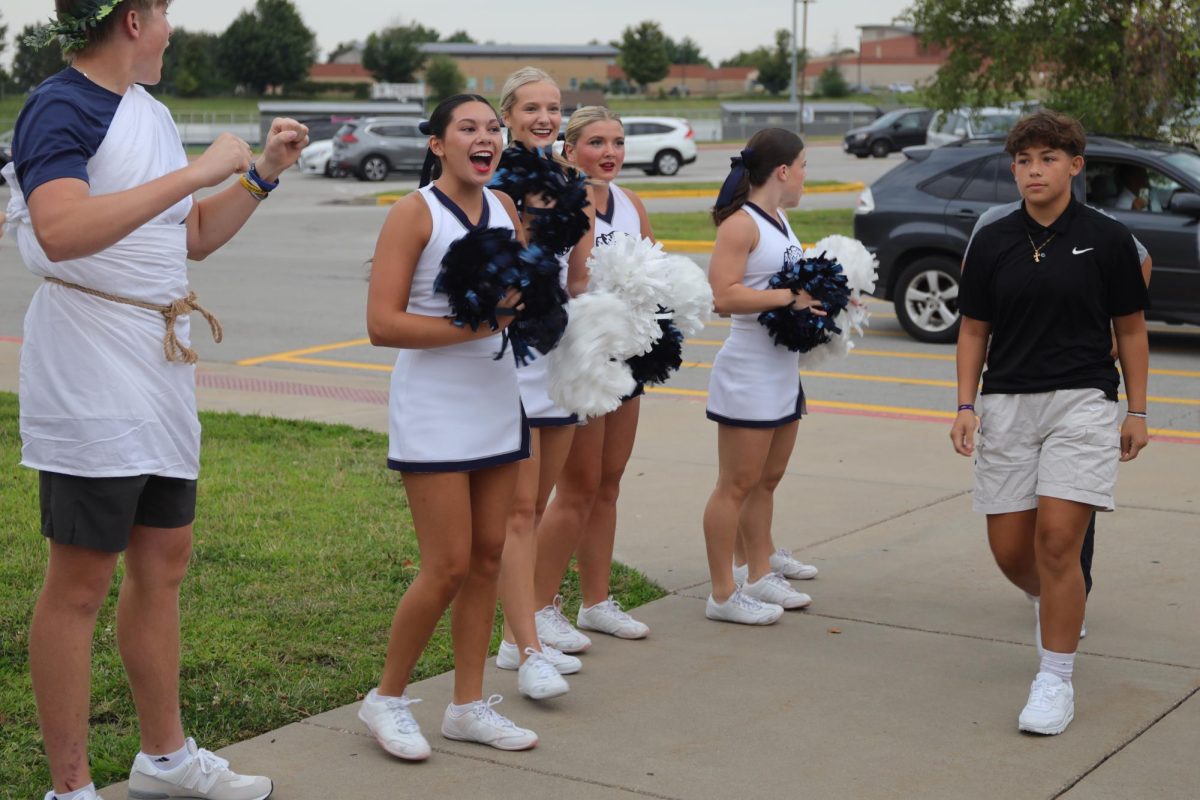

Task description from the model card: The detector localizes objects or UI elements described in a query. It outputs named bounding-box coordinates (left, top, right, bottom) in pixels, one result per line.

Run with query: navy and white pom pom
left=491, top=142, right=590, bottom=254
left=507, top=245, right=570, bottom=365
left=435, top=227, right=522, bottom=332
left=627, top=318, right=684, bottom=386
left=757, top=252, right=851, bottom=353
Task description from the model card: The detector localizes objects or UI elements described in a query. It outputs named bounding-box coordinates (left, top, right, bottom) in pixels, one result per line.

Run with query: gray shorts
left=973, top=389, right=1120, bottom=514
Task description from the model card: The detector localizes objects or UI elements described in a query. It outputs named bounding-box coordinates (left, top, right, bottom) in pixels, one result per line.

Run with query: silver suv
left=331, top=117, right=426, bottom=181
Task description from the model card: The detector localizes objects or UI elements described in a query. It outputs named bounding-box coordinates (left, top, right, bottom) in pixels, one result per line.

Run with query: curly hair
left=1005, top=110, right=1086, bottom=159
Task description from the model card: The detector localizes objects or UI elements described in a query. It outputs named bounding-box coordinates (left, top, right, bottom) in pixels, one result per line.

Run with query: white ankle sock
left=448, top=700, right=478, bottom=717
left=142, top=741, right=190, bottom=771
left=1040, top=649, right=1075, bottom=684
left=53, top=785, right=96, bottom=800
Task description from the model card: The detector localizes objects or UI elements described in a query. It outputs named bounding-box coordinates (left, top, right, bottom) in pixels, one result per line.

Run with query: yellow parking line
left=238, top=338, right=370, bottom=366
left=279, top=355, right=391, bottom=372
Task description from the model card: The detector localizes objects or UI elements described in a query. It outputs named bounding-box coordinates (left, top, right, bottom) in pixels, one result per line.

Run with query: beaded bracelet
left=957, top=403, right=975, bottom=412
left=1126, top=411, right=1147, bottom=419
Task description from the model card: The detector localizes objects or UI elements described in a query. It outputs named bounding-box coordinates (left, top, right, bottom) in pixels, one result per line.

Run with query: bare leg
left=736, top=423, right=798, bottom=583
left=31, top=542, right=119, bottom=792
left=378, top=472, right=474, bottom=697
left=118, top=524, right=193, bottom=756
left=452, top=462, right=521, bottom=703
left=1035, top=497, right=1092, bottom=654
left=533, top=418, right=604, bottom=606
left=500, top=430, right=544, bottom=653
left=702, top=424, right=775, bottom=602
left=986, top=509, right=1040, bottom=596
left=577, top=398, right=640, bottom=607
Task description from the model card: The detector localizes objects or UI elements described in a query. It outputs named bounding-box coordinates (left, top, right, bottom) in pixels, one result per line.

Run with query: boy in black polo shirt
left=951, top=111, right=1150, bottom=735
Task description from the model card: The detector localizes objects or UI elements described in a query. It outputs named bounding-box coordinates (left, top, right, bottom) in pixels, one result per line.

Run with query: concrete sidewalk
left=2, top=345, right=1196, bottom=799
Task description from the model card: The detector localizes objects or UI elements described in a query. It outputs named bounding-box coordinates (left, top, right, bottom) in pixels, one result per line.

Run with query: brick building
left=417, top=43, right=618, bottom=96
left=606, top=64, right=759, bottom=97
left=802, top=25, right=947, bottom=92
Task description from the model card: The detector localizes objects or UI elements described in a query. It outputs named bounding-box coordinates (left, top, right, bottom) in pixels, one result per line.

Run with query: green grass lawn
left=651, top=208, right=854, bottom=242
left=0, top=393, right=664, bottom=795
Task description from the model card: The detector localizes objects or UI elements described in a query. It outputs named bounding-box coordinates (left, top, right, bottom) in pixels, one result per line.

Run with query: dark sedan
left=843, top=108, right=933, bottom=159
left=853, top=136, right=1200, bottom=342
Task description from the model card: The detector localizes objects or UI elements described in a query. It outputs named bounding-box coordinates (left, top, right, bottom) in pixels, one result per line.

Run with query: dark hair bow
left=715, top=147, right=755, bottom=211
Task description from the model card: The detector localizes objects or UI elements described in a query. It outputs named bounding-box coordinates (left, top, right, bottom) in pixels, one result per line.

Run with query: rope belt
left=44, top=277, right=223, bottom=364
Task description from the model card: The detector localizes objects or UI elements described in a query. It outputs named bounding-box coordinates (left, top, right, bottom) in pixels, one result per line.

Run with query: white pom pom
left=659, top=254, right=713, bottom=336
left=548, top=293, right=643, bottom=418
left=588, top=235, right=674, bottom=346
left=796, top=235, right=878, bottom=365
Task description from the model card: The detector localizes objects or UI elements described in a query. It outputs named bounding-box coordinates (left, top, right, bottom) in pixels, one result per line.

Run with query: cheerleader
left=533, top=107, right=655, bottom=642
left=492, top=68, right=593, bottom=683
left=701, top=129, right=821, bottom=624
left=361, top=94, right=538, bottom=758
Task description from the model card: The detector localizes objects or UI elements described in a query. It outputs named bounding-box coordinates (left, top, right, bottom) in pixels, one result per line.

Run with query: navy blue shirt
left=959, top=197, right=1149, bottom=400
left=13, top=68, right=122, bottom=198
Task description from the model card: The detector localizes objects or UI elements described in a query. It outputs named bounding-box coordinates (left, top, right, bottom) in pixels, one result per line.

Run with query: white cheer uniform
left=387, top=185, right=529, bottom=472
left=594, top=184, right=649, bottom=402
left=706, top=203, right=807, bottom=427
left=515, top=251, right=577, bottom=426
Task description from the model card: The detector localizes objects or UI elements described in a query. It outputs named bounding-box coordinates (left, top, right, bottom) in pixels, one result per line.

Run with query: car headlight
left=855, top=187, right=875, bottom=215
left=854, top=132, right=870, bottom=141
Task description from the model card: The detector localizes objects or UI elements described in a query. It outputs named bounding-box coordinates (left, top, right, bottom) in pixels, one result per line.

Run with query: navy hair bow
left=714, top=147, right=755, bottom=210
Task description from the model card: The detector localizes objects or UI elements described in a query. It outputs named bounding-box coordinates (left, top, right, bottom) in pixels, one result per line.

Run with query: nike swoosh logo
left=1072, top=247, right=1094, bottom=255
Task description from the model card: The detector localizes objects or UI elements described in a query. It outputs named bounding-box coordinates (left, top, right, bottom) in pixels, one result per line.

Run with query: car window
left=995, top=158, right=1020, bottom=203
left=371, top=126, right=402, bottom=138
left=1162, top=151, right=1200, bottom=185
left=938, top=113, right=962, bottom=136
left=972, top=113, right=1019, bottom=136
left=897, top=113, right=923, bottom=131
left=1087, top=158, right=1183, bottom=214
left=919, top=157, right=982, bottom=199
left=641, top=123, right=674, bottom=135
left=624, top=123, right=644, bottom=136
left=394, top=125, right=420, bottom=138
left=959, top=155, right=1000, bottom=202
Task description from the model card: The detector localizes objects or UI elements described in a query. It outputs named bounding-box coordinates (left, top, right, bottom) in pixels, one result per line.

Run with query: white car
left=619, top=116, right=697, bottom=176
left=298, top=139, right=338, bottom=176
left=926, top=107, right=1021, bottom=147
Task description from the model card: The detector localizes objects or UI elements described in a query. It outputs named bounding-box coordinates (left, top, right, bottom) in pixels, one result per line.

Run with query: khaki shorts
left=973, top=389, right=1120, bottom=514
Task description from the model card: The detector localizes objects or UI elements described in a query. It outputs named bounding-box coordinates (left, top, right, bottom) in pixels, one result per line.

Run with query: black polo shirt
left=959, top=197, right=1149, bottom=400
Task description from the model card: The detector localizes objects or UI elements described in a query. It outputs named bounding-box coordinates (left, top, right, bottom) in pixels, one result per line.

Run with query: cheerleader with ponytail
left=533, top=107, right=658, bottom=645
left=489, top=67, right=594, bottom=696
left=701, top=129, right=822, bottom=625
left=361, top=94, right=539, bottom=759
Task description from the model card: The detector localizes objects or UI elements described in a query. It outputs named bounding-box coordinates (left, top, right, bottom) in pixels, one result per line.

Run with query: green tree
left=443, top=30, right=475, bottom=44
left=755, top=29, right=794, bottom=95
left=12, top=24, right=65, bottom=92
left=362, top=23, right=439, bottom=83
left=425, top=55, right=465, bottom=103
left=907, top=0, right=1200, bottom=137
left=158, top=29, right=229, bottom=97
left=219, top=0, right=316, bottom=94
left=666, top=35, right=710, bottom=66
left=0, top=12, right=10, bottom=93
left=618, top=21, right=671, bottom=91
left=817, top=61, right=849, bottom=98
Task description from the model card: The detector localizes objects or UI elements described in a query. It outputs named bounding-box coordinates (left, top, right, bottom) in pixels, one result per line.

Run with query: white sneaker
left=1080, top=620, right=1087, bottom=639
left=577, top=597, right=650, bottom=639
left=705, top=590, right=784, bottom=625
left=127, top=738, right=272, bottom=800
left=1018, top=672, right=1075, bottom=735
left=517, top=649, right=570, bottom=700
left=357, top=688, right=431, bottom=761
left=44, top=789, right=100, bottom=800
left=742, top=572, right=812, bottom=609
left=534, top=594, right=592, bottom=653
left=441, top=695, right=538, bottom=750
left=495, top=640, right=582, bottom=674
left=769, top=548, right=819, bottom=580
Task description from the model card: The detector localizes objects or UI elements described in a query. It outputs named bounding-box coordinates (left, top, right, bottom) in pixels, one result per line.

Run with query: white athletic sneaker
left=577, top=597, right=650, bottom=639
left=44, top=789, right=101, bottom=800
left=705, top=590, right=784, bottom=625
left=769, top=548, right=819, bottom=580
left=495, top=640, right=582, bottom=674
left=441, top=695, right=538, bottom=750
left=534, top=594, right=592, bottom=653
left=357, top=688, right=431, bottom=761
left=1080, top=620, right=1088, bottom=639
left=517, top=649, right=570, bottom=700
left=742, top=572, right=813, bottom=610
left=1018, top=672, right=1075, bottom=735
left=127, top=738, right=272, bottom=800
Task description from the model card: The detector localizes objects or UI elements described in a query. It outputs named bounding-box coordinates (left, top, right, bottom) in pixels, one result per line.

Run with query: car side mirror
left=1169, top=191, right=1200, bottom=216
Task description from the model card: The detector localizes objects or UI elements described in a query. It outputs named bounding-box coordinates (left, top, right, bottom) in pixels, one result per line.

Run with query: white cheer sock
left=1040, top=649, right=1076, bottom=684
left=54, top=785, right=97, bottom=800
left=448, top=700, right=478, bottom=717
left=142, top=740, right=191, bottom=771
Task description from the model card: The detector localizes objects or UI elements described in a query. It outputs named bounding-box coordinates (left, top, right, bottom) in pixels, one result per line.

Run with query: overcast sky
left=3, top=0, right=914, bottom=68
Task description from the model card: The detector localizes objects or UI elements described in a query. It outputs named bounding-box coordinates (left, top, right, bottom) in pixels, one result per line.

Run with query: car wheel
left=870, top=139, right=891, bottom=158
left=654, top=150, right=682, bottom=176
left=642, top=168, right=659, bottom=175
left=855, top=152, right=870, bottom=159
left=358, top=155, right=389, bottom=182
left=893, top=257, right=962, bottom=344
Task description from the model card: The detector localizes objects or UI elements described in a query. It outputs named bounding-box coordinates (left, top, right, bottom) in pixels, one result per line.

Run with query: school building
left=606, top=64, right=759, bottom=97
left=802, top=24, right=948, bottom=92
left=417, top=43, right=619, bottom=96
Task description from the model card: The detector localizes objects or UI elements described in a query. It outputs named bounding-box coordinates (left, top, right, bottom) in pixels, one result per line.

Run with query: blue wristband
left=958, top=404, right=975, bottom=412
left=246, top=162, right=279, bottom=193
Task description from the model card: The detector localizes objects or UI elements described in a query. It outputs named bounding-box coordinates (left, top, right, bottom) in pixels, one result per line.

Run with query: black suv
left=843, top=108, right=934, bottom=159
left=854, top=137, right=1200, bottom=342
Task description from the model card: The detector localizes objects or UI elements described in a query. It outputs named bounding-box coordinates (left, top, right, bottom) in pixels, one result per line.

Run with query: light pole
left=788, top=0, right=815, bottom=132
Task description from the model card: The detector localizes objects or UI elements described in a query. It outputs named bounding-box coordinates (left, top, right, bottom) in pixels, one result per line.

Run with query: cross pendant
left=1034, top=252, right=1042, bottom=263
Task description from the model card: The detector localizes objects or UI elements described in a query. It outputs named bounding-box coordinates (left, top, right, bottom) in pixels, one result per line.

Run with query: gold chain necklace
left=1026, top=231, right=1056, bottom=263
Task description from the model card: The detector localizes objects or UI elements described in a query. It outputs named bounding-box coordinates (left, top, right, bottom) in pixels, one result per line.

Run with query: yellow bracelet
left=239, top=174, right=268, bottom=201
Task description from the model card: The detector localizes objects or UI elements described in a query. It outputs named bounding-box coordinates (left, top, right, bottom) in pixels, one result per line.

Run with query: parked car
left=330, top=117, right=426, bottom=181
left=854, top=136, right=1200, bottom=342
left=926, top=107, right=1021, bottom=148
left=888, top=82, right=917, bottom=94
left=843, top=108, right=933, bottom=159
left=298, top=139, right=339, bottom=177
left=619, top=116, right=697, bottom=176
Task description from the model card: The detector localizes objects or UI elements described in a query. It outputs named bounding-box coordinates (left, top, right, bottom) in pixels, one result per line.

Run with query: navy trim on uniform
left=429, top=185, right=491, bottom=231
left=745, top=202, right=787, bottom=237
left=388, top=406, right=531, bottom=473
left=706, top=378, right=805, bottom=428
left=528, top=415, right=579, bottom=428
left=596, top=188, right=616, bottom=224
